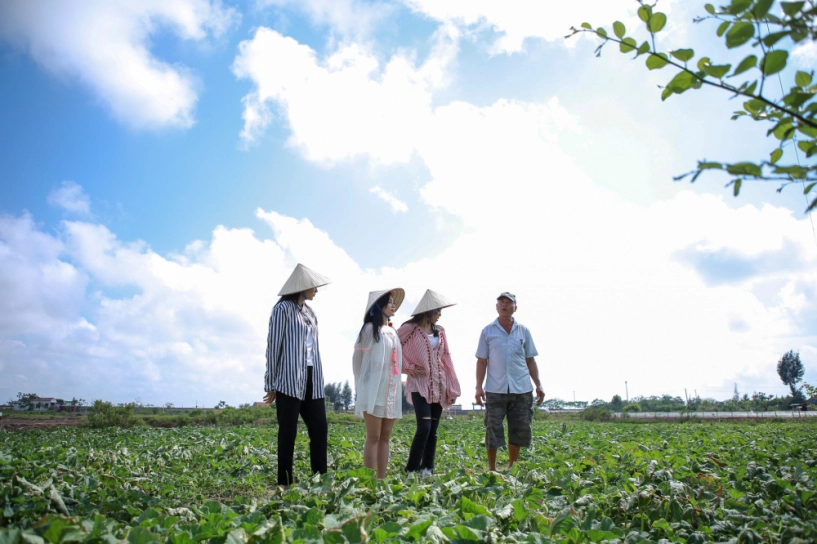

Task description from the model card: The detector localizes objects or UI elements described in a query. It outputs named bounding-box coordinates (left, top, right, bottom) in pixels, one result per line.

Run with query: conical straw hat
left=364, top=288, right=405, bottom=316
left=411, top=289, right=456, bottom=316
left=278, top=263, right=332, bottom=296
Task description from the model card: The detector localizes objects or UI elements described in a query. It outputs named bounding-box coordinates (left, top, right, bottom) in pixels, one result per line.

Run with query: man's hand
left=263, top=391, right=276, bottom=404
left=475, top=386, right=486, bottom=406
left=535, top=385, right=545, bottom=406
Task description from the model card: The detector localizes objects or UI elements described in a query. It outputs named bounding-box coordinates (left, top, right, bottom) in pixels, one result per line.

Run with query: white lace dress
left=353, top=323, right=403, bottom=419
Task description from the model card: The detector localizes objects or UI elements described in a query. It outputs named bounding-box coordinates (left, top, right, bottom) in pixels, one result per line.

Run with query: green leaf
left=704, top=4, right=716, bottom=14
left=731, top=54, right=757, bottom=76
left=661, top=87, right=673, bottom=100
left=734, top=179, right=743, bottom=196
left=795, top=70, right=813, bottom=87
left=783, top=91, right=812, bottom=108
left=666, top=71, right=698, bottom=94
left=745, top=80, right=758, bottom=95
left=807, top=195, right=817, bottom=213
left=752, top=0, right=775, bottom=17
left=703, top=63, right=732, bottom=79
left=805, top=183, right=816, bottom=194
left=638, top=5, right=652, bottom=22
left=781, top=1, right=805, bottom=16
left=405, top=520, right=432, bottom=541
left=726, top=162, right=762, bottom=176
left=727, top=0, right=753, bottom=14
left=646, top=53, right=669, bottom=70
left=637, top=41, right=651, bottom=55
left=762, top=31, right=789, bottom=47
left=772, top=122, right=794, bottom=140
left=726, top=22, right=755, bottom=48
left=761, top=50, right=788, bottom=75
left=697, top=56, right=711, bottom=71
left=770, top=148, right=783, bottom=164
left=671, top=49, right=695, bottom=62
left=620, top=37, right=637, bottom=53
left=717, top=21, right=730, bottom=37
left=596, top=27, right=607, bottom=38
left=648, top=12, right=667, bottom=33
left=581, top=22, right=592, bottom=29
left=798, top=124, right=817, bottom=138
left=613, top=21, right=626, bottom=38
left=807, top=145, right=817, bottom=158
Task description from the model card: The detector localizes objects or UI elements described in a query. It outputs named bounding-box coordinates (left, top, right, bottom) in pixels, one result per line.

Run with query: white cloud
left=370, top=186, right=409, bottom=213
left=232, top=24, right=458, bottom=161
left=0, top=0, right=237, bottom=130
left=258, top=0, right=394, bottom=39
left=791, top=41, right=817, bottom=69
left=47, top=180, right=91, bottom=216
left=401, top=0, right=669, bottom=54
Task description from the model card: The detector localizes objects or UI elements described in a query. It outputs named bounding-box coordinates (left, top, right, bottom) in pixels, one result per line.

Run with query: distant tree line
left=324, top=381, right=353, bottom=412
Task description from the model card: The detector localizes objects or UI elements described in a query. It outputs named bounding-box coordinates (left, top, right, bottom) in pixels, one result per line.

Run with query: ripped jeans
left=405, top=392, right=443, bottom=473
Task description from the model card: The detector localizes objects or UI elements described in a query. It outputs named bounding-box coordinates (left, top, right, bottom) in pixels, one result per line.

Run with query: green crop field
left=2, top=419, right=817, bottom=543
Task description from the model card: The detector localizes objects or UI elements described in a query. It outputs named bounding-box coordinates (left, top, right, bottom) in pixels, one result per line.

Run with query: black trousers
left=405, top=392, right=443, bottom=473
left=275, top=367, right=328, bottom=485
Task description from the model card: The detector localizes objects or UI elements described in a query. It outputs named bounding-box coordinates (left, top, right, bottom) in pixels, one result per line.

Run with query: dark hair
left=358, top=292, right=392, bottom=343
left=277, top=292, right=302, bottom=305
left=401, top=311, right=439, bottom=337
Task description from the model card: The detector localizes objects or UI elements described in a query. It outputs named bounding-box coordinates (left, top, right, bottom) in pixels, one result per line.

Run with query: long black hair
left=277, top=292, right=302, bottom=305
left=358, top=292, right=392, bottom=343
left=401, top=311, right=439, bottom=337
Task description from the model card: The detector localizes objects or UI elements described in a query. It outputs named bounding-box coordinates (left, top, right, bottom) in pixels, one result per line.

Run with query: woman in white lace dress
left=353, top=288, right=404, bottom=479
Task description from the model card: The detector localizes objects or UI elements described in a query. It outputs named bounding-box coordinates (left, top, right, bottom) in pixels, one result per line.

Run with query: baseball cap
left=497, top=292, right=516, bottom=304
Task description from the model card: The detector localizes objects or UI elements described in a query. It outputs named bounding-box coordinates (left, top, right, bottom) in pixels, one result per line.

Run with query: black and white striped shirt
left=265, top=300, right=325, bottom=399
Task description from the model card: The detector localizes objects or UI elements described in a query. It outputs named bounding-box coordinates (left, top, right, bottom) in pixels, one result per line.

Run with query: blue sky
left=1, top=0, right=815, bottom=408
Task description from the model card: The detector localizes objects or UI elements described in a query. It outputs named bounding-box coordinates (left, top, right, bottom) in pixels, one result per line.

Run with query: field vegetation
left=3, top=418, right=817, bottom=542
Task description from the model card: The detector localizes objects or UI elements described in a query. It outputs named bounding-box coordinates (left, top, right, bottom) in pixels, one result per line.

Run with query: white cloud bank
left=0, top=0, right=237, bottom=129
left=2, top=173, right=816, bottom=407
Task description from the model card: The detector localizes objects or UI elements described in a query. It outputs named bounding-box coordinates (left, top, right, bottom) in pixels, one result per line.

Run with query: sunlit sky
left=1, top=0, right=815, bottom=408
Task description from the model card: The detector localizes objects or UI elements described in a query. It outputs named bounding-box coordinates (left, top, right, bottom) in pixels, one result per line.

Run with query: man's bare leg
left=508, top=444, right=520, bottom=468
left=487, top=448, right=498, bottom=472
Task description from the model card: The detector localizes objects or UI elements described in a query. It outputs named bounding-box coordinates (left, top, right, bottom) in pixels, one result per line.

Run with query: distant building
left=13, top=397, right=58, bottom=411
left=253, top=402, right=270, bottom=408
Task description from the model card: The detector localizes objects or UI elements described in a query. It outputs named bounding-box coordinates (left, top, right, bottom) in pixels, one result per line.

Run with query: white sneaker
left=421, top=468, right=433, bottom=479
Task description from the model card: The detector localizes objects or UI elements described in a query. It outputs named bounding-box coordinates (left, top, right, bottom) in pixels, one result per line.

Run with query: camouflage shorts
left=484, top=392, right=534, bottom=449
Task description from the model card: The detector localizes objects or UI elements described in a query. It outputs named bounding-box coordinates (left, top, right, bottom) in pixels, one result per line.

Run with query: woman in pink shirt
left=398, top=289, right=461, bottom=476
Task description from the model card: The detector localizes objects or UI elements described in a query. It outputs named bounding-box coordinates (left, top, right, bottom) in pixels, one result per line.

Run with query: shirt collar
left=492, top=317, right=516, bottom=332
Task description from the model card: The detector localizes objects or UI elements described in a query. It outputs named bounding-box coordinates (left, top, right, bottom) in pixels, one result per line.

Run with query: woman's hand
left=410, top=365, right=427, bottom=377
left=263, top=391, right=276, bottom=404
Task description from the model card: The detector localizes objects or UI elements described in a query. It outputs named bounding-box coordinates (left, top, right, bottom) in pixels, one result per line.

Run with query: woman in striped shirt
left=353, top=288, right=404, bottom=479
left=398, top=289, right=461, bottom=476
left=264, top=264, right=331, bottom=487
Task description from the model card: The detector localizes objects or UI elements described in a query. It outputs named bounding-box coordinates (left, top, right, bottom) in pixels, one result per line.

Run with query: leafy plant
left=86, top=400, right=139, bottom=428
left=568, top=0, right=817, bottom=212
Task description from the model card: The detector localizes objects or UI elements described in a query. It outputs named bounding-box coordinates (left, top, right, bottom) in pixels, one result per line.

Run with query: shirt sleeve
left=397, top=325, right=417, bottom=374
left=265, top=304, right=287, bottom=392
left=353, top=324, right=375, bottom=381
left=524, top=327, right=538, bottom=358
left=475, top=327, right=489, bottom=359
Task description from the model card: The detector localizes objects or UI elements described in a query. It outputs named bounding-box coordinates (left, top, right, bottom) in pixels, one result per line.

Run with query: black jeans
left=275, top=367, right=328, bottom=485
left=405, top=392, right=443, bottom=473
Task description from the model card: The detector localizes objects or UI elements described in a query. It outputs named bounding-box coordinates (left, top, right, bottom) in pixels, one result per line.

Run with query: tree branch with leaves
left=568, top=0, right=817, bottom=212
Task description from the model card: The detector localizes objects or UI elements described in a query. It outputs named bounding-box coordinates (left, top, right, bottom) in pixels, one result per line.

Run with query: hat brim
left=365, top=288, right=405, bottom=316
